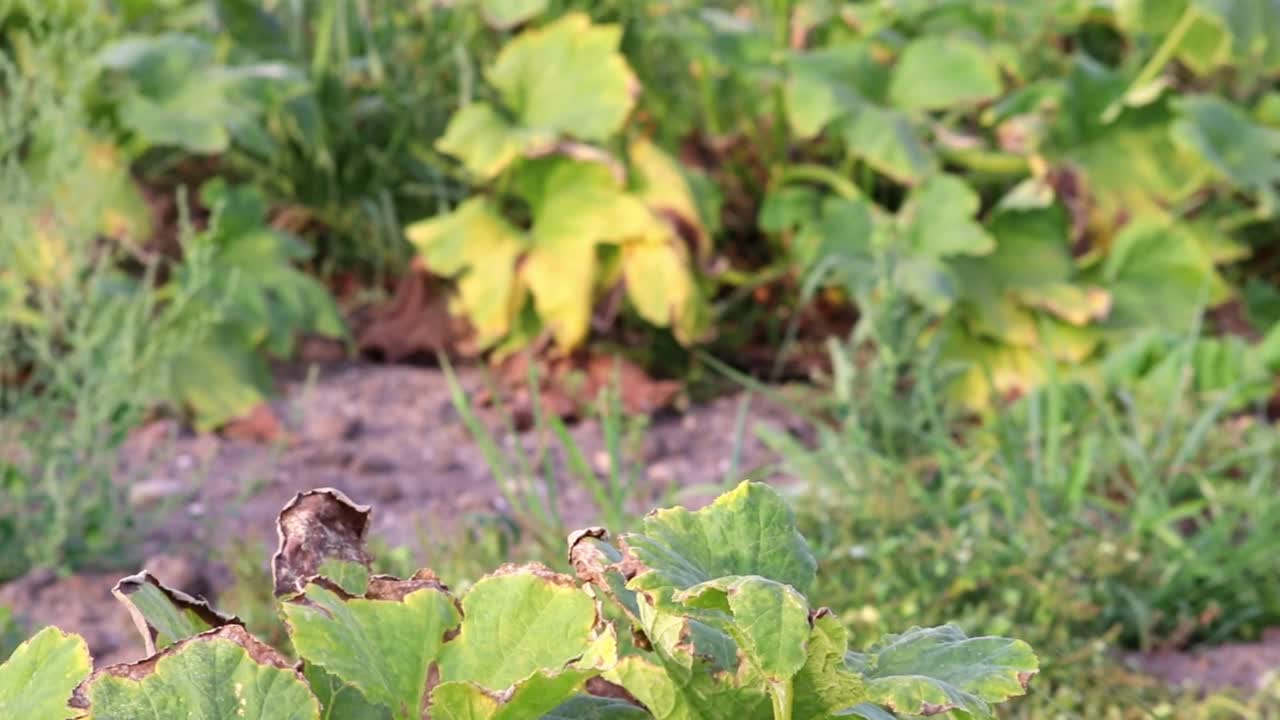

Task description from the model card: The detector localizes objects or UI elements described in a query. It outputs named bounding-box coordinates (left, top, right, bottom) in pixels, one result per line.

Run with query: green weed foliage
left=1, top=483, right=1037, bottom=720
left=762, top=292, right=1280, bottom=717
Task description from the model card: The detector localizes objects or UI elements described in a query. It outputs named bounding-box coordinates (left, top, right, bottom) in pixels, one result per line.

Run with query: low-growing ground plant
left=0, top=482, right=1036, bottom=720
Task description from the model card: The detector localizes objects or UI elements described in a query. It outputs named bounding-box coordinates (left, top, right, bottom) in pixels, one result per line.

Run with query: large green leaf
left=784, top=46, right=934, bottom=183
left=303, top=663, right=391, bottom=720
left=1100, top=218, right=1217, bottom=332
left=82, top=625, right=321, bottom=720
left=847, top=625, right=1038, bottom=720
left=0, top=627, right=90, bottom=720
left=623, top=481, right=817, bottom=598
left=1172, top=94, right=1280, bottom=212
left=840, top=107, right=935, bottom=184
left=889, top=35, right=1003, bottom=110
left=283, top=576, right=460, bottom=720
left=604, top=654, right=771, bottom=720
left=437, top=565, right=598, bottom=690
left=900, top=174, right=995, bottom=257
left=676, top=576, right=810, bottom=681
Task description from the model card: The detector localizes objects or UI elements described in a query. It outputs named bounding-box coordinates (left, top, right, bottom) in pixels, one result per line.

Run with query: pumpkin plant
left=408, top=11, right=711, bottom=355
left=0, top=482, right=1037, bottom=719
left=740, top=0, right=1280, bottom=408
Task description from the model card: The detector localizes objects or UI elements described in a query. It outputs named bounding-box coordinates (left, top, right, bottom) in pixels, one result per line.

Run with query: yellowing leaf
left=1013, top=283, right=1112, bottom=326
left=622, top=240, right=695, bottom=331
left=629, top=137, right=708, bottom=257
left=407, top=199, right=527, bottom=346
left=521, top=158, right=654, bottom=350
left=436, top=103, right=552, bottom=180
left=488, top=13, right=637, bottom=143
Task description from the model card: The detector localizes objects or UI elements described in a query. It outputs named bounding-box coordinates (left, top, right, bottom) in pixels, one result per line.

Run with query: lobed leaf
left=437, top=564, right=598, bottom=690
left=676, top=576, right=810, bottom=682
left=283, top=574, right=460, bottom=720
left=78, top=625, right=320, bottom=720
left=623, top=481, right=817, bottom=598
left=0, top=627, right=91, bottom=720
left=847, top=625, right=1038, bottom=720
left=487, top=13, right=637, bottom=143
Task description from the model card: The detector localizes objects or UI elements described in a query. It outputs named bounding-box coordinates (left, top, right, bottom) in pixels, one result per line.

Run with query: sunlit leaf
left=83, top=625, right=321, bottom=720
left=0, top=627, right=90, bottom=720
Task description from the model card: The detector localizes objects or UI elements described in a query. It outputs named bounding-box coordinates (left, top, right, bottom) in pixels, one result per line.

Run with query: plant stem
left=769, top=680, right=794, bottom=720
left=774, top=163, right=861, bottom=199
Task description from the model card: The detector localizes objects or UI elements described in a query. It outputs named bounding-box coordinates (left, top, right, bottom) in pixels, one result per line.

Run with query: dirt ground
left=2, top=362, right=1278, bottom=697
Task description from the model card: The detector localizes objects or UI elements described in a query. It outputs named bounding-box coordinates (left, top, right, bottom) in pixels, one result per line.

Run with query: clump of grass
left=0, top=6, right=217, bottom=581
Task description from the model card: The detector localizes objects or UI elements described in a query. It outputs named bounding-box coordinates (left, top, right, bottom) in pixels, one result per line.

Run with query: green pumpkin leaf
left=82, top=625, right=321, bottom=720
left=480, top=0, right=548, bottom=30
left=676, top=576, right=810, bottom=681
left=283, top=576, right=460, bottom=720
left=624, top=481, right=817, bottom=598
left=1101, top=218, right=1217, bottom=332
left=437, top=565, right=598, bottom=690
left=488, top=13, right=636, bottom=142
left=792, top=613, right=867, bottom=719
left=97, top=34, right=304, bottom=155
left=543, top=695, right=650, bottom=720
left=847, top=625, right=1038, bottom=720
left=1172, top=94, right=1280, bottom=212
left=889, top=35, right=1003, bottom=111
left=604, top=654, right=771, bottom=720
left=303, top=663, right=391, bottom=720
left=901, top=174, right=995, bottom=257
left=112, top=571, right=240, bottom=655
left=436, top=103, right=551, bottom=180
left=784, top=46, right=934, bottom=183
left=0, top=627, right=90, bottom=720
left=840, top=106, right=935, bottom=184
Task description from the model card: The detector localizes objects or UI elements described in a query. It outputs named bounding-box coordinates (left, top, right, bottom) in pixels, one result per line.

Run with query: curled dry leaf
left=112, top=571, right=241, bottom=656
left=272, top=488, right=374, bottom=597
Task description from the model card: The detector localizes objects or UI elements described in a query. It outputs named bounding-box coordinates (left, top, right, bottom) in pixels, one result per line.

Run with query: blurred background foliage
left=4, top=0, right=1280, bottom=716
